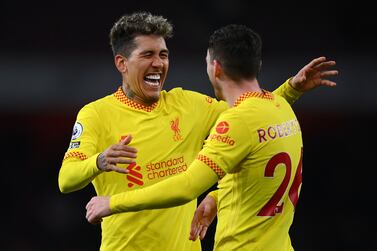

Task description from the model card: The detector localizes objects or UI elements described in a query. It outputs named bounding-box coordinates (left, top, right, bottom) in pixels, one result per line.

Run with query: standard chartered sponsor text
left=146, top=156, right=187, bottom=180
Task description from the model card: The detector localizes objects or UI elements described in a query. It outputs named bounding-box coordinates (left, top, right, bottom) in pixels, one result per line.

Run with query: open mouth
left=144, top=74, right=161, bottom=87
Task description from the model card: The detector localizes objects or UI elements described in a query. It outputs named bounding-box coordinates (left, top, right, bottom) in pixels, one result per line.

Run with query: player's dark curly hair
left=208, top=24, right=262, bottom=81
left=110, top=12, right=173, bottom=57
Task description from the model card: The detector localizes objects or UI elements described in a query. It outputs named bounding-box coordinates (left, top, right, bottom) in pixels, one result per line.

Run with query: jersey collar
left=113, top=87, right=158, bottom=112
left=234, top=90, right=274, bottom=107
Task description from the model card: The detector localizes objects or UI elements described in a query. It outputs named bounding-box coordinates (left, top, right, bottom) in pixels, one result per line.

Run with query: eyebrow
left=139, top=49, right=169, bottom=55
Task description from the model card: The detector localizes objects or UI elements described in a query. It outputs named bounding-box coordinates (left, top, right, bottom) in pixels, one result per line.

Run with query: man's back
left=202, top=91, right=303, bottom=251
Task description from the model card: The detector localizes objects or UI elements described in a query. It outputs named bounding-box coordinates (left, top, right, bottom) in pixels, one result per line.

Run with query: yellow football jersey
left=199, top=91, right=303, bottom=251
left=59, top=80, right=301, bottom=251
left=60, top=87, right=227, bottom=251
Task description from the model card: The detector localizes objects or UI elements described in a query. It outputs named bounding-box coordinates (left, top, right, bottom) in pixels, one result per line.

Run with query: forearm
left=110, top=160, right=218, bottom=213
left=273, top=78, right=303, bottom=105
left=58, top=153, right=102, bottom=193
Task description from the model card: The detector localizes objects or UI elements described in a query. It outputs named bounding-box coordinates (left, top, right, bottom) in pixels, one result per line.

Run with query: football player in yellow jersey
left=85, top=23, right=337, bottom=251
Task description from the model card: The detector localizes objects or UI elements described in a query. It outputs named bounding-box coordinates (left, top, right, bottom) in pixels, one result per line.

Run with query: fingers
left=189, top=224, right=208, bottom=241
left=85, top=197, right=109, bottom=225
left=120, top=134, right=133, bottom=145
left=199, top=226, right=208, bottom=240
left=107, top=165, right=129, bottom=174
left=85, top=198, right=100, bottom=224
left=190, top=215, right=200, bottom=241
left=190, top=208, right=203, bottom=241
left=107, top=157, right=135, bottom=167
left=189, top=212, right=207, bottom=241
left=320, top=70, right=338, bottom=78
left=306, top=56, right=327, bottom=68
left=110, top=149, right=138, bottom=158
left=107, top=157, right=136, bottom=164
left=99, top=156, right=134, bottom=173
left=318, top=69, right=338, bottom=87
left=105, top=147, right=137, bottom=167
left=193, top=224, right=203, bottom=241
left=319, top=79, right=337, bottom=87
left=113, top=143, right=138, bottom=152
left=99, top=139, right=138, bottom=171
left=197, top=225, right=204, bottom=239
left=314, top=61, right=336, bottom=72
left=85, top=198, right=93, bottom=210
left=87, top=209, right=103, bottom=225
left=86, top=211, right=102, bottom=225
left=189, top=223, right=199, bottom=241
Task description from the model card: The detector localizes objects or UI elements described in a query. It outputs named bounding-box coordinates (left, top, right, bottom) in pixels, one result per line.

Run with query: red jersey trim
left=234, top=90, right=274, bottom=107
left=113, top=87, right=158, bottom=112
left=196, top=154, right=225, bottom=179
left=63, top=151, right=88, bottom=161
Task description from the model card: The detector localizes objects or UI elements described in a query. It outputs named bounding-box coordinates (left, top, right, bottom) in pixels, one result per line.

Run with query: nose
left=152, top=57, right=164, bottom=67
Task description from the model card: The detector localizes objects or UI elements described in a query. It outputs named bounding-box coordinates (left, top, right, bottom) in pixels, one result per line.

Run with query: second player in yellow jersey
left=84, top=23, right=337, bottom=251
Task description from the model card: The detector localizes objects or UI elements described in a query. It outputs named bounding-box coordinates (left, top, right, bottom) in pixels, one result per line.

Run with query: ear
left=257, top=60, right=262, bottom=77
left=114, top=55, right=127, bottom=73
left=213, top=60, right=223, bottom=78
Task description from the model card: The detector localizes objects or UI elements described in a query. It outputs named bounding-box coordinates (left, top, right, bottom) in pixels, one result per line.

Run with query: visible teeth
left=145, top=74, right=160, bottom=80
left=144, top=74, right=160, bottom=87
left=145, top=80, right=159, bottom=86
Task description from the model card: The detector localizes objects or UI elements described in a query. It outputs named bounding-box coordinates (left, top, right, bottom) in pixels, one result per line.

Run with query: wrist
left=96, top=152, right=105, bottom=171
left=207, top=190, right=218, bottom=205
left=287, top=77, right=304, bottom=93
left=288, top=77, right=299, bottom=91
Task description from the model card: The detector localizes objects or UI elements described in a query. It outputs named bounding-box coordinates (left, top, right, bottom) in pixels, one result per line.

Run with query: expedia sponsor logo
left=208, top=134, right=235, bottom=146
left=216, top=121, right=229, bottom=134
left=210, top=121, right=235, bottom=145
left=126, top=163, right=144, bottom=188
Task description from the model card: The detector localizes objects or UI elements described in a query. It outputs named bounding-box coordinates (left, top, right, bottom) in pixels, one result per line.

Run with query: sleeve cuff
left=208, top=190, right=218, bottom=205
left=110, top=193, right=121, bottom=213
left=286, top=77, right=304, bottom=96
left=274, top=78, right=303, bottom=105
left=88, top=153, right=104, bottom=175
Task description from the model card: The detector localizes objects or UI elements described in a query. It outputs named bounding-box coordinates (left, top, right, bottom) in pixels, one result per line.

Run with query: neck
left=222, top=78, right=262, bottom=107
left=122, top=85, right=135, bottom=100
left=122, top=84, right=155, bottom=107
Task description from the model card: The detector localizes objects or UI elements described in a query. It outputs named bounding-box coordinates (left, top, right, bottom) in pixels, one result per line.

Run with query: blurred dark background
left=2, top=1, right=376, bottom=250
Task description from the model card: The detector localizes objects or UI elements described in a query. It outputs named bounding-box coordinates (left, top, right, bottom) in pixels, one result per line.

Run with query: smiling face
left=119, top=35, right=169, bottom=106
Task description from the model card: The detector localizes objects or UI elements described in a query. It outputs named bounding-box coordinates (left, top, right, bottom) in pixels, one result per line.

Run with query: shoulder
left=274, top=93, right=290, bottom=105
left=77, top=91, right=115, bottom=117
left=163, top=87, right=217, bottom=105
left=215, top=108, right=245, bottom=128
left=165, top=87, right=208, bottom=99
